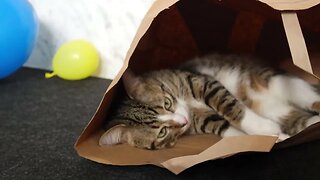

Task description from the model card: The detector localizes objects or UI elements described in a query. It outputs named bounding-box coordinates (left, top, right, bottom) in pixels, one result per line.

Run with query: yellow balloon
left=45, top=40, right=99, bottom=80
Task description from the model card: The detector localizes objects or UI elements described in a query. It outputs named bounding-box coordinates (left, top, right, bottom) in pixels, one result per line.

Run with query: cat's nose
left=171, top=114, right=188, bottom=126
left=178, top=117, right=188, bottom=127
left=173, top=114, right=188, bottom=126
left=182, top=117, right=188, bottom=126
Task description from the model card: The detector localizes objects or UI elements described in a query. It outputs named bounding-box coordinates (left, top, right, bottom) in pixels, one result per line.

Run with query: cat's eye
left=164, top=97, right=172, bottom=110
left=158, top=127, right=168, bottom=138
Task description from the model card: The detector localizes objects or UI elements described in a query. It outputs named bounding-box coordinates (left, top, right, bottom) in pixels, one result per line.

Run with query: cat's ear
left=99, top=125, right=128, bottom=146
left=122, top=69, right=142, bottom=99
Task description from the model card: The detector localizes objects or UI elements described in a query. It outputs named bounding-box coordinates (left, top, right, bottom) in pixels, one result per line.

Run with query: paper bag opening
left=75, top=0, right=320, bottom=174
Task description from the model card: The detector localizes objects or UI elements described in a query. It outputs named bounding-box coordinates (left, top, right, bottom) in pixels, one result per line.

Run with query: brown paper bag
left=75, top=0, right=320, bottom=174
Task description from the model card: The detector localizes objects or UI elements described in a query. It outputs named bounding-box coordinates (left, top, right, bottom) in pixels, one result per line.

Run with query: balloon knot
left=45, top=72, right=57, bottom=79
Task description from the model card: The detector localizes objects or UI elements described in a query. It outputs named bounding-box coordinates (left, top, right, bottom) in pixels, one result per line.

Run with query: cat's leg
left=268, top=75, right=320, bottom=113
left=238, top=107, right=289, bottom=140
left=251, top=94, right=320, bottom=135
left=280, top=109, right=320, bottom=135
left=203, top=79, right=288, bottom=139
left=200, top=117, right=245, bottom=137
left=221, top=126, right=246, bottom=137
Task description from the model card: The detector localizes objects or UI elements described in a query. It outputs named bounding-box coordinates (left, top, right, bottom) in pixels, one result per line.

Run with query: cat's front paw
left=242, top=117, right=283, bottom=136
left=311, top=101, right=320, bottom=113
left=258, top=121, right=282, bottom=135
left=306, top=116, right=320, bottom=127
left=276, top=133, right=290, bottom=143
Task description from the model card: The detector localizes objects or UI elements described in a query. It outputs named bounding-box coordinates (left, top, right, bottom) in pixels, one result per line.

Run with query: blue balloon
left=0, top=0, right=38, bottom=79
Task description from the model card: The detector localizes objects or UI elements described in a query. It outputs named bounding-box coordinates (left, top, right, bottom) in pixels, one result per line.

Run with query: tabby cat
left=99, top=54, right=320, bottom=150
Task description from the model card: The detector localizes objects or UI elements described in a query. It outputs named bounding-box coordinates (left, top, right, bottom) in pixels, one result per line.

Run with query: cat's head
left=99, top=69, right=191, bottom=150
left=99, top=99, right=190, bottom=149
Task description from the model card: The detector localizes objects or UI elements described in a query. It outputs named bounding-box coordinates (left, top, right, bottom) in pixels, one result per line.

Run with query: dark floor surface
left=1, top=68, right=320, bottom=180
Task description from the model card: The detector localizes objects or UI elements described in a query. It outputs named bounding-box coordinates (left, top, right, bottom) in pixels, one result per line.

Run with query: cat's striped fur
left=99, top=54, right=320, bottom=150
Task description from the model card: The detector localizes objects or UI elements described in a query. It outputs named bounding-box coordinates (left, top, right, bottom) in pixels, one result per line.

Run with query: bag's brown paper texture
left=281, top=12, right=313, bottom=75
left=75, top=0, right=320, bottom=174
left=161, top=135, right=277, bottom=174
left=259, top=0, right=320, bottom=10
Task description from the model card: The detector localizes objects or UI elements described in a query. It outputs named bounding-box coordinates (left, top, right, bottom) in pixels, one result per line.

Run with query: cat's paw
left=275, top=133, right=290, bottom=143
left=258, top=121, right=282, bottom=135
left=222, top=126, right=246, bottom=137
left=306, top=116, right=320, bottom=127
left=250, top=119, right=282, bottom=136
left=240, top=110, right=282, bottom=136
left=311, top=101, right=320, bottom=112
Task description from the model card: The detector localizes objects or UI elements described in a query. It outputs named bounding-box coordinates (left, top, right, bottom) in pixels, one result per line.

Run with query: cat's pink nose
left=171, top=114, right=188, bottom=126
left=179, top=117, right=188, bottom=127
left=184, top=118, right=188, bottom=124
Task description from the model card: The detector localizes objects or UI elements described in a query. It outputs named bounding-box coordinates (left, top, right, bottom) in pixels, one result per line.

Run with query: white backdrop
left=26, top=0, right=154, bottom=79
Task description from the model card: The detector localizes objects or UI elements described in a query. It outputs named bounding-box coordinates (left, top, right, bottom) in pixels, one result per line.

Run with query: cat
left=99, top=54, right=320, bottom=150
